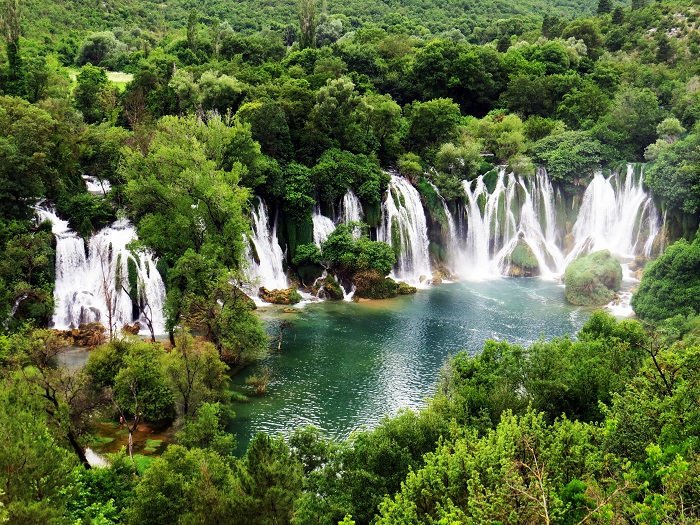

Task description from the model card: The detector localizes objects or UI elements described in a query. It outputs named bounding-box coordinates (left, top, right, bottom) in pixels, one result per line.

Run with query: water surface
left=230, top=278, right=588, bottom=453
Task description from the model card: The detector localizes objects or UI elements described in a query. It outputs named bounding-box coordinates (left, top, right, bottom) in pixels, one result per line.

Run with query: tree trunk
left=68, top=430, right=91, bottom=469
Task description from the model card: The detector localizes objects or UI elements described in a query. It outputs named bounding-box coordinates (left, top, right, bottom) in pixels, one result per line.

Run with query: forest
left=2, top=0, right=700, bottom=522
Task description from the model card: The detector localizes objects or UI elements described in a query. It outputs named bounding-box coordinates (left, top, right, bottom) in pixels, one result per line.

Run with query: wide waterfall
left=244, top=198, right=288, bottom=292
left=312, top=204, right=336, bottom=247
left=38, top=208, right=166, bottom=335
left=457, top=165, right=660, bottom=278
left=377, top=174, right=432, bottom=283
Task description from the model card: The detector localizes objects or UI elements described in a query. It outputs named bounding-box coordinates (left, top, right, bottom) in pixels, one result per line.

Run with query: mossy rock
left=353, top=270, right=399, bottom=299
left=322, top=276, right=345, bottom=300
left=564, top=250, right=622, bottom=306
left=397, top=282, right=417, bottom=294
left=504, top=239, right=540, bottom=277
left=258, top=287, right=302, bottom=305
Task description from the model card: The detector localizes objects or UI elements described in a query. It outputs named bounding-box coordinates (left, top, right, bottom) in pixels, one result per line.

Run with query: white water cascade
left=567, top=165, right=660, bottom=262
left=312, top=205, right=336, bottom=247
left=38, top=208, right=166, bottom=335
left=340, top=189, right=364, bottom=224
left=377, top=174, right=432, bottom=284
left=457, top=165, right=661, bottom=279
left=244, top=198, right=288, bottom=292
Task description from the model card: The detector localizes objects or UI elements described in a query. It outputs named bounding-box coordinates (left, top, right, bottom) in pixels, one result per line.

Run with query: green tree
left=404, top=98, right=461, bottom=159
left=73, top=64, right=112, bottom=124
left=175, top=401, right=236, bottom=457
left=299, top=0, right=317, bottom=49
left=0, top=96, right=64, bottom=220
left=127, top=445, right=235, bottom=525
left=75, top=31, right=126, bottom=67
left=233, top=433, right=303, bottom=525
left=597, top=0, right=612, bottom=14
left=608, top=86, right=664, bottom=158
left=532, top=131, right=605, bottom=189
left=187, top=9, right=198, bottom=53
left=0, top=373, right=76, bottom=523
left=162, top=330, right=230, bottom=420
left=87, top=339, right=174, bottom=469
left=631, top=237, right=700, bottom=323
left=0, top=0, right=27, bottom=98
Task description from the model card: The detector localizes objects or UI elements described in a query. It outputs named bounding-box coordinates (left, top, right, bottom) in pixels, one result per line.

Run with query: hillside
left=21, top=0, right=603, bottom=39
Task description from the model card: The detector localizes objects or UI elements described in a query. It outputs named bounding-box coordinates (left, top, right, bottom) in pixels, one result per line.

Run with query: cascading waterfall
left=245, top=198, right=288, bottom=291
left=428, top=181, right=460, bottom=273
left=568, top=165, right=660, bottom=262
left=37, top=208, right=166, bottom=335
left=456, top=165, right=661, bottom=279
left=340, top=189, right=364, bottom=224
left=377, top=174, right=432, bottom=283
left=312, top=204, right=336, bottom=247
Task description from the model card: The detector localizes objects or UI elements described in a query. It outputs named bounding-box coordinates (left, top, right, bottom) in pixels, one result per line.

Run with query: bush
left=564, top=250, right=622, bottom=306
left=353, top=270, right=398, bottom=299
left=632, top=237, right=700, bottom=322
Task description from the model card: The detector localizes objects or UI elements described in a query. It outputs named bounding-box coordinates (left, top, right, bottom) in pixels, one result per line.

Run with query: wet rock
left=259, top=287, right=302, bottom=305
left=57, top=322, right=107, bottom=347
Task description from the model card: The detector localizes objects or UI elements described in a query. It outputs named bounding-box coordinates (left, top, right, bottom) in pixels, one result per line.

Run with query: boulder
left=564, top=250, right=623, bottom=306
left=259, top=287, right=302, bottom=305
left=57, top=322, right=107, bottom=347
left=504, top=238, right=540, bottom=277
left=314, top=276, right=345, bottom=300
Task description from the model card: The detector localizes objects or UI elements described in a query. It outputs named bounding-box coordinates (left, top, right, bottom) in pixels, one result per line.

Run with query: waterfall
left=377, top=174, right=432, bottom=283
left=568, top=165, right=660, bottom=262
left=456, top=165, right=661, bottom=279
left=428, top=181, right=460, bottom=273
left=340, top=189, right=364, bottom=224
left=245, top=198, right=288, bottom=291
left=37, top=208, right=166, bottom=335
left=312, top=204, right=336, bottom=247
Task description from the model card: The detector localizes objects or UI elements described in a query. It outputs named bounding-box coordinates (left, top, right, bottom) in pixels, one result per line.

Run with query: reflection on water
left=229, top=279, right=588, bottom=454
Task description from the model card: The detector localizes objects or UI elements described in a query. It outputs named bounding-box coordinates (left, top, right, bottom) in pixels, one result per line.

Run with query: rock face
left=504, top=238, right=540, bottom=277
left=56, top=322, right=107, bottom=347
left=564, top=250, right=623, bottom=306
left=259, top=287, right=302, bottom=305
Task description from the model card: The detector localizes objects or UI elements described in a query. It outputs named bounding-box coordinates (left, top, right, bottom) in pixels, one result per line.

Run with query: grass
left=66, top=67, right=133, bottom=92
left=89, top=436, right=115, bottom=448
left=133, top=454, right=157, bottom=475
left=143, top=439, right=163, bottom=453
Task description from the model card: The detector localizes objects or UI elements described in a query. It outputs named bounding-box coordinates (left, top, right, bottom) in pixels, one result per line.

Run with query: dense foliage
left=3, top=0, right=700, bottom=524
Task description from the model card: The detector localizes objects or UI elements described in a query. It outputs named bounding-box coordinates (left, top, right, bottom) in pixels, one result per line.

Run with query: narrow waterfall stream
left=340, top=189, right=364, bottom=224
left=377, top=174, right=432, bottom=284
left=244, top=198, right=289, bottom=294
left=312, top=204, right=336, bottom=247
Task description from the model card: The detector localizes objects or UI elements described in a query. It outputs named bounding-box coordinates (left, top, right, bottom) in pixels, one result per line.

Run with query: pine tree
left=0, top=0, right=28, bottom=98
left=299, top=0, right=316, bottom=49
left=597, top=0, right=612, bottom=14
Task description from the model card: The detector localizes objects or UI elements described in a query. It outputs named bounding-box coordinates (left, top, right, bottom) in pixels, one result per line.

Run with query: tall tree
left=597, top=0, right=612, bottom=14
left=187, top=9, right=198, bottom=54
left=0, top=0, right=28, bottom=98
left=299, top=0, right=316, bottom=49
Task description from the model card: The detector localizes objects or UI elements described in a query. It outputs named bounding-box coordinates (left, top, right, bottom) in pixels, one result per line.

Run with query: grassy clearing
left=65, top=67, right=133, bottom=92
